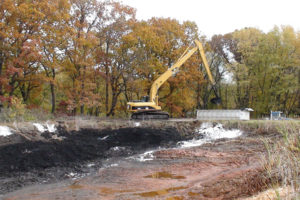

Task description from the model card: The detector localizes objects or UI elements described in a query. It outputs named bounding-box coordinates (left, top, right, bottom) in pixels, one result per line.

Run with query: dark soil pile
left=0, top=127, right=185, bottom=194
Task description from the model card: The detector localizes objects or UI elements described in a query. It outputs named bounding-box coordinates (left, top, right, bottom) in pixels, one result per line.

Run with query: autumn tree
left=63, top=0, right=103, bottom=115
left=39, top=0, right=71, bottom=113
left=95, top=1, right=136, bottom=116
left=0, top=0, right=71, bottom=109
left=0, top=0, right=42, bottom=103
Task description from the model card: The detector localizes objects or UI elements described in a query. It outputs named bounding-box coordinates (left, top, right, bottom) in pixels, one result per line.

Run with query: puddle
left=188, top=191, right=200, bottom=197
left=144, top=171, right=185, bottom=179
left=166, top=197, right=184, bottom=200
left=138, top=190, right=168, bottom=197
left=136, top=186, right=187, bottom=197
left=99, top=187, right=133, bottom=195
left=69, top=184, right=84, bottom=190
left=99, top=187, right=117, bottom=194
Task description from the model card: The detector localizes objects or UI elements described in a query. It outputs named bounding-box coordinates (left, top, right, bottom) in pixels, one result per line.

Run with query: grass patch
left=0, top=108, right=55, bottom=122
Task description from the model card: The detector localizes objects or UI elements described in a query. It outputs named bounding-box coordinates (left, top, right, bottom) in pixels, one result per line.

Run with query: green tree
left=215, top=27, right=300, bottom=117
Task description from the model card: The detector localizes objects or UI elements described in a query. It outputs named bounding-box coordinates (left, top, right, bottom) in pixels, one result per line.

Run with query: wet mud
left=0, top=126, right=186, bottom=195
left=0, top=120, right=281, bottom=199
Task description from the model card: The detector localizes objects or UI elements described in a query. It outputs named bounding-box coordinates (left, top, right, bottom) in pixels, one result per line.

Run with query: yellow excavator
left=127, top=40, right=221, bottom=119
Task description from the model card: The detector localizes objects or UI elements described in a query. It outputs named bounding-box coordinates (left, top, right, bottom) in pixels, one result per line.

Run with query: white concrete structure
left=197, top=109, right=251, bottom=120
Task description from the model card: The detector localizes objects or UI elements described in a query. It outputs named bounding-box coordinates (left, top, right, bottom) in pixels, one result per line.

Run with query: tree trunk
left=0, top=55, right=3, bottom=96
left=50, top=82, right=55, bottom=113
left=80, top=105, right=84, bottom=115
left=107, top=91, right=120, bottom=117
left=95, top=106, right=100, bottom=116
left=298, top=69, right=300, bottom=111
left=72, top=107, right=77, bottom=116
left=105, top=41, right=110, bottom=117
left=9, top=73, right=18, bottom=97
left=20, top=84, right=27, bottom=103
left=105, top=71, right=109, bottom=116
left=196, top=80, right=201, bottom=109
left=225, top=85, right=228, bottom=109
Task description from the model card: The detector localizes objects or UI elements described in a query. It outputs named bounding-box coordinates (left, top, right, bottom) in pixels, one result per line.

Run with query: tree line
left=0, top=0, right=299, bottom=118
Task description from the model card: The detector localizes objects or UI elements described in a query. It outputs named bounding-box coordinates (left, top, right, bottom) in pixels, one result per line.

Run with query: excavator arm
left=149, top=40, right=216, bottom=105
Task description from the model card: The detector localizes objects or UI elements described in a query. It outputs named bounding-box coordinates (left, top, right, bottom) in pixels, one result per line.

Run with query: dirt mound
left=0, top=127, right=184, bottom=194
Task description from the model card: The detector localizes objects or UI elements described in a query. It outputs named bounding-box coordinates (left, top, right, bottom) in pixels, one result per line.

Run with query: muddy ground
left=0, top=120, right=288, bottom=199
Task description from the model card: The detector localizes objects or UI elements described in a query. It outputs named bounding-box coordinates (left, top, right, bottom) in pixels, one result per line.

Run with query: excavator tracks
left=131, top=110, right=169, bottom=120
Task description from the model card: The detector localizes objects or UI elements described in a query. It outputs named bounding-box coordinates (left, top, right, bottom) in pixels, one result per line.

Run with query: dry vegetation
left=263, top=121, right=300, bottom=199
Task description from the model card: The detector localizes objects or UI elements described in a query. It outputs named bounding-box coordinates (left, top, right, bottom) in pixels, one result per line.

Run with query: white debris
left=67, top=172, right=81, bottom=180
left=100, top=163, right=120, bottom=170
left=0, top=126, right=13, bottom=137
left=33, top=123, right=46, bottom=132
left=179, top=138, right=206, bottom=148
left=134, top=122, right=141, bottom=127
left=87, top=163, right=95, bottom=167
left=112, top=146, right=120, bottom=151
left=33, top=123, right=56, bottom=133
left=135, top=150, right=155, bottom=162
left=46, top=123, right=56, bottom=132
left=197, top=122, right=242, bottom=139
left=111, top=146, right=127, bottom=151
left=179, top=122, right=242, bottom=148
left=68, top=172, right=75, bottom=177
left=99, top=135, right=109, bottom=140
left=22, top=149, right=32, bottom=154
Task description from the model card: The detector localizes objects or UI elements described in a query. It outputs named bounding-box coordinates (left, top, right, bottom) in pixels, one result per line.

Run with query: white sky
left=121, top=0, right=300, bottom=38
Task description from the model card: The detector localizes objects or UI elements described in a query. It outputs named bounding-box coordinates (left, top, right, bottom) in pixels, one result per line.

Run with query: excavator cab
left=141, top=96, right=150, bottom=102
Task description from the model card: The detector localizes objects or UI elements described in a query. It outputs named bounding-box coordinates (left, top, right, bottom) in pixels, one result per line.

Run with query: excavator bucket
left=210, top=97, right=222, bottom=104
left=211, top=85, right=221, bottom=104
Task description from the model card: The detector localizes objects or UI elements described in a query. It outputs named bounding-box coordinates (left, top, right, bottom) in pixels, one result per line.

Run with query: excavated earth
left=0, top=119, right=283, bottom=199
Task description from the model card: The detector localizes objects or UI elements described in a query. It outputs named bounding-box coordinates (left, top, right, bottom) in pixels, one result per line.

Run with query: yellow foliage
left=8, top=97, right=26, bottom=119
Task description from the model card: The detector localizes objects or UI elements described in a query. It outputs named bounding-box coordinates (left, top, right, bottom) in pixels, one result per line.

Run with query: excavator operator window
left=141, top=96, right=149, bottom=102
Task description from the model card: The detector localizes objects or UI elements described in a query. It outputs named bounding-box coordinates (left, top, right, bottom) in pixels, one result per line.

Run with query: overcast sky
left=121, top=0, right=300, bottom=38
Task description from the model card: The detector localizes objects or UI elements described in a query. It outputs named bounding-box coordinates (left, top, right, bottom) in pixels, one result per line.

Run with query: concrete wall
left=197, top=110, right=250, bottom=120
